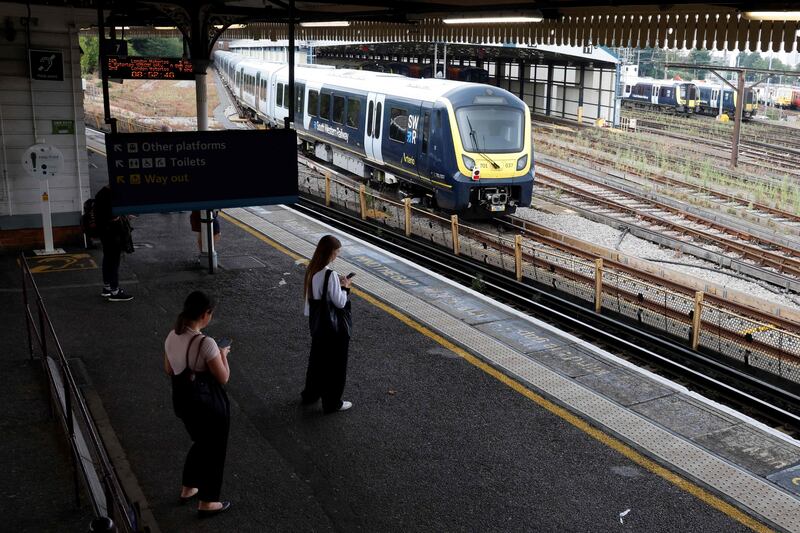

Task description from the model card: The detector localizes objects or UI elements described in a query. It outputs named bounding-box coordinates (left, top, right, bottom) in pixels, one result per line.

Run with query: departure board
left=105, top=56, right=195, bottom=80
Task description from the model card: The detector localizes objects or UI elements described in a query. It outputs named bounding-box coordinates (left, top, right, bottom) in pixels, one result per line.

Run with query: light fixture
left=214, top=24, right=248, bottom=29
left=744, top=11, right=800, bottom=21
left=443, top=12, right=543, bottom=24
left=299, top=21, right=351, bottom=28
left=154, top=26, right=177, bottom=30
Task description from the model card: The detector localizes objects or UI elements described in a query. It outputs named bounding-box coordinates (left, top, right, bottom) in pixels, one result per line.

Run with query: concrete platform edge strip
left=226, top=206, right=800, bottom=532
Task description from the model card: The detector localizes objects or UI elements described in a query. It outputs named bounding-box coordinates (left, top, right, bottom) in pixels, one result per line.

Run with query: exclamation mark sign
left=30, top=152, right=37, bottom=171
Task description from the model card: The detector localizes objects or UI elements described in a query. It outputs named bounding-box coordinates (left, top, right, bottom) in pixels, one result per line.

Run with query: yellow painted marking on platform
left=28, top=253, right=97, bottom=273
left=225, top=210, right=772, bottom=533
left=739, top=325, right=775, bottom=336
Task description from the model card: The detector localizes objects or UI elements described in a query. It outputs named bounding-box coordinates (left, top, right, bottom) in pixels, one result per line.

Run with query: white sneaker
left=338, top=401, right=353, bottom=412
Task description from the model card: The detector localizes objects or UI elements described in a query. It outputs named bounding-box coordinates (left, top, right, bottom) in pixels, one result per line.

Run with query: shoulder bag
left=171, top=334, right=229, bottom=420
left=309, top=270, right=352, bottom=338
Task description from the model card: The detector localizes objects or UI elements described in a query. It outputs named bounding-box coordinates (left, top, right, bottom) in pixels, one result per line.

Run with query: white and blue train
left=213, top=50, right=534, bottom=215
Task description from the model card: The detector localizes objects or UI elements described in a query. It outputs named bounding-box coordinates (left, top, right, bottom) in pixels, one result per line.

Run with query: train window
left=367, top=101, right=374, bottom=136
left=320, top=93, right=331, bottom=120
left=346, top=99, right=360, bottom=128
left=308, top=90, right=319, bottom=116
left=277, top=83, right=284, bottom=107
left=333, top=95, right=345, bottom=124
left=660, top=87, right=672, bottom=98
left=375, top=102, right=382, bottom=139
left=422, top=112, right=430, bottom=154
left=283, top=85, right=289, bottom=109
left=389, top=107, right=408, bottom=143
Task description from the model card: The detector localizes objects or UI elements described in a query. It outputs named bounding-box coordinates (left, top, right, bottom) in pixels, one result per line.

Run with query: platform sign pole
left=40, top=181, right=54, bottom=253
left=195, top=58, right=217, bottom=273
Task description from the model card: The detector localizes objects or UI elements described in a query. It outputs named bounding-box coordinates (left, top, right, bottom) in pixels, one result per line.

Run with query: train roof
left=213, top=51, right=521, bottom=105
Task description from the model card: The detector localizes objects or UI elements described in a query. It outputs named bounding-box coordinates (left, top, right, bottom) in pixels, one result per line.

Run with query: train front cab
left=676, top=83, right=699, bottom=113
left=438, top=91, right=534, bottom=216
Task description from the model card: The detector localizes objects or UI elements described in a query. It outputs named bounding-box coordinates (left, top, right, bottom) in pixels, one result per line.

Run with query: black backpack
left=81, top=198, right=99, bottom=238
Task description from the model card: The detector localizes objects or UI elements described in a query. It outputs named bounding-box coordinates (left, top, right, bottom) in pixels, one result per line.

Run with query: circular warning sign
left=21, top=143, right=64, bottom=179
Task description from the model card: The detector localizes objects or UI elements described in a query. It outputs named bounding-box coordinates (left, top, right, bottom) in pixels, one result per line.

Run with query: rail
left=20, top=254, right=143, bottom=532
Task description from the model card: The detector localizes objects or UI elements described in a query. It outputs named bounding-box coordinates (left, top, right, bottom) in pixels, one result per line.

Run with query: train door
left=651, top=85, right=659, bottom=105
left=416, top=103, right=433, bottom=181
left=364, top=92, right=385, bottom=165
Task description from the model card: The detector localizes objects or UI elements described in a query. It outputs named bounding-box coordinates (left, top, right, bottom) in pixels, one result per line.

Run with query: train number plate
left=491, top=205, right=505, bottom=212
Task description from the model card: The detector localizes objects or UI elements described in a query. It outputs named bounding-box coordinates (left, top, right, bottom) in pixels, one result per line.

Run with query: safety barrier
left=20, top=254, right=143, bottom=532
left=300, top=165, right=800, bottom=384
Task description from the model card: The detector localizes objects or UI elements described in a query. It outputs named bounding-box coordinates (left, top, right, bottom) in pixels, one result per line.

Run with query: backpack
left=81, top=198, right=99, bottom=238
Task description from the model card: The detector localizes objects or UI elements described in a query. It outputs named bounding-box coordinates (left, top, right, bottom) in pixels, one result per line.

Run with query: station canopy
left=44, top=1, right=800, bottom=53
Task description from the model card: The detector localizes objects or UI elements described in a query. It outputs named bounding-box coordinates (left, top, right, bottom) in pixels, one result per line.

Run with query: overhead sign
left=105, top=129, right=299, bottom=214
left=29, top=49, right=64, bottom=81
left=105, top=56, right=195, bottom=80
left=52, top=120, right=75, bottom=134
left=21, top=144, right=64, bottom=179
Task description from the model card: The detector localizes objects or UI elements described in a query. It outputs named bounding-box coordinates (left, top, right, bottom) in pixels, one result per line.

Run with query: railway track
left=532, top=163, right=800, bottom=292
left=534, top=131, right=800, bottom=234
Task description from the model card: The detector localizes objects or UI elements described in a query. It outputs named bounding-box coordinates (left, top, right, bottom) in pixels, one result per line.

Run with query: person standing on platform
left=164, top=291, right=232, bottom=517
left=301, top=235, right=354, bottom=414
left=190, top=210, right=220, bottom=255
left=94, top=186, right=133, bottom=302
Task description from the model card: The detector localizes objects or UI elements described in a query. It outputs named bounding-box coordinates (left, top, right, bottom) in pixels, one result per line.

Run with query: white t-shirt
left=304, top=266, right=348, bottom=316
left=165, top=329, right=220, bottom=374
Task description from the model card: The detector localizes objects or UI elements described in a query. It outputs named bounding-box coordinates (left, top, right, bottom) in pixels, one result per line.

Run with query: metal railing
left=20, top=254, right=142, bottom=532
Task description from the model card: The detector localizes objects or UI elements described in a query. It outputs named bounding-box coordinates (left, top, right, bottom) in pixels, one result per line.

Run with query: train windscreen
left=455, top=106, right=524, bottom=153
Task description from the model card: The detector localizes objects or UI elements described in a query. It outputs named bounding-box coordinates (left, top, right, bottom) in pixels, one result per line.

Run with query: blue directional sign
left=105, top=129, right=298, bottom=214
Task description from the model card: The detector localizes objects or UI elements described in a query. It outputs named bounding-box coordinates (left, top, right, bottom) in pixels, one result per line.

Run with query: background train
left=622, top=79, right=700, bottom=114
left=214, top=51, right=534, bottom=216
left=695, top=82, right=758, bottom=120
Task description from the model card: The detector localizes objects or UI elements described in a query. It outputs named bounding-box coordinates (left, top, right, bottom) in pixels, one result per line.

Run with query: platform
left=4, top=194, right=800, bottom=531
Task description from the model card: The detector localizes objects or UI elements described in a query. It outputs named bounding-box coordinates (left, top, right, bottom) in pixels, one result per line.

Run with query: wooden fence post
left=514, top=235, right=523, bottom=281
left=404, top=198, right=412, bottom=237
left=324, top=173, right=331, bottom=207
left=359, top=184, right=367, bottom=220
left=691, top=291, right=704, bottom=350
left=594, top=258, right=603, bottom=313
left=450, top=214, right=460, bottom=255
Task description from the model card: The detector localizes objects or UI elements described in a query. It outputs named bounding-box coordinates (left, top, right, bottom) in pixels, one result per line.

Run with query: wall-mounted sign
left=105, top=56, right=195, bottom=80
left=29, top=49, right=64, bottom=81
left=52, top=120, right=75, bottom=134
left=105, top=129, right=299, bottom=214
left=21, top=144, right=64, bottom=180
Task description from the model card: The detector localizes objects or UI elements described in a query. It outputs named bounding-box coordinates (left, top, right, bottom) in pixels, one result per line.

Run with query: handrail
left=19, top=253, right=141, bottom=532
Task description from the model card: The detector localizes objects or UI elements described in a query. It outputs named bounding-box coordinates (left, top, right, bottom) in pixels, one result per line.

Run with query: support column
left=577, top=65, right=585, bottom=124
left=731, top=70, right=745, bottom=168
left=546, top=64, right=554, bottom=116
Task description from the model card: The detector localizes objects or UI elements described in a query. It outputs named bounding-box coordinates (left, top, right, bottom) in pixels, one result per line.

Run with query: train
left=695, top=82, right=758, bottom=120
left=213, top=50, right=534, bottom=216
left=622, top=79, right=700, bottom=114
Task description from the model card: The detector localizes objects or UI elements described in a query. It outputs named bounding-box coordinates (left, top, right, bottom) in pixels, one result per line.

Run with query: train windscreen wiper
left=466, top=116, right=500, bottom=170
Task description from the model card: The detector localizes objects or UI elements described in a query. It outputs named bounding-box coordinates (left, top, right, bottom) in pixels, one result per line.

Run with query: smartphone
left=216, top=337, right=233, bottom=349
left=346, top=272, right=356, bottom=279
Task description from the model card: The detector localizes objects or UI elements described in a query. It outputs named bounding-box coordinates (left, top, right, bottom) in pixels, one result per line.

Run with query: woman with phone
left=164, top=291, right=233, bottom=517
left=301, top=234, right=354, bottom=413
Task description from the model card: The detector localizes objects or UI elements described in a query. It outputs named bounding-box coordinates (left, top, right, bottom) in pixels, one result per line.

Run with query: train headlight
left=462, top=155, right=476, bottom=171
left=516, top=154, right=528, bottom=171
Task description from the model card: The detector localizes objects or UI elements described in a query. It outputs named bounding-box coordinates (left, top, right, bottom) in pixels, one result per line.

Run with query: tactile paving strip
left=227, top=207, right=800, bottom=531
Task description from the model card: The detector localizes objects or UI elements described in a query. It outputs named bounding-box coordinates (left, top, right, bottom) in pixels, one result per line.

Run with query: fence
left=21, top=254, right=143, bottom=532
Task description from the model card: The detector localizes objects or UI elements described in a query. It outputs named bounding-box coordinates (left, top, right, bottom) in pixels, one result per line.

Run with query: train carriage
left=696, top=83, right=757, bottom=120
left=622, top=79, right=699, bottom=114
left=214, top=51, right=534, bottom=216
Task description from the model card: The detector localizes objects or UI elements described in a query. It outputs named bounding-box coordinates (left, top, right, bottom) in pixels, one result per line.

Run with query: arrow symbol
left=113, top=144, right=123, bottom=152
left=115, top=161, right=125, bottom=168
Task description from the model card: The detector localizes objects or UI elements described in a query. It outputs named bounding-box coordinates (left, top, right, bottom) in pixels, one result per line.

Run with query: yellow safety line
left=222, top=208, right=771, bottom=532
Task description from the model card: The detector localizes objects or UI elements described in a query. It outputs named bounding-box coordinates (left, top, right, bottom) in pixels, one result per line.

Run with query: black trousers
left=100, top=234, right=122, bottom=290
left=301, top=332, right=350, bottom=413
left=179, top=403, right=230, bottom=502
